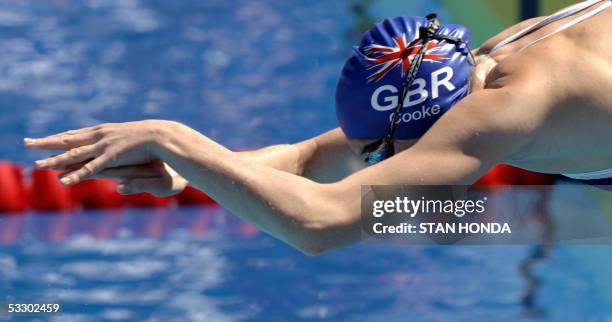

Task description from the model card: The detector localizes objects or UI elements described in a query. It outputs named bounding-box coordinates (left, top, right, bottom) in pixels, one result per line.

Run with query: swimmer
left=25, top=0, right=612, bottom=254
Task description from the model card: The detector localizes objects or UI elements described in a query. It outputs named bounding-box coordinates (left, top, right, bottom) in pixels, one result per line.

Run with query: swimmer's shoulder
left=484, top=36, right=581, bottom=94
left=483, top=51, right=554, bottom=91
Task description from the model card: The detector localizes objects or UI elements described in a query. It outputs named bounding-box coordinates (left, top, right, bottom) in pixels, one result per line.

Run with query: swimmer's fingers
left=34, top=124, right=113, bottom=141
left=25, top=131, right=101, bottom=150
left=58, top=155, right=111, bottom=186
left=60, top=161, right=90, bottom=172
left=34, top=144, right=102, bottom=169
left=117, top=177, right=180, bottom=197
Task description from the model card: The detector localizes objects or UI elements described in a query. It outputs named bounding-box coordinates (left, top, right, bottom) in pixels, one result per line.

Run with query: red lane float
left=0, top=160, right=218, bottom=213
left=475, top=164, right=559, bottom=187
left=0, top=162, right=27, bottom=213
left=31, top=169, right=73, bottom=212
left=176, top=186, right=216, bottom=205
left=71, top=179, right=125, bottom=209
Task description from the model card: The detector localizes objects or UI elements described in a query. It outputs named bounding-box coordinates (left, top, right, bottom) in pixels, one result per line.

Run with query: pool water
left=1, top=205, right=611, bottom=322
left=0, top=1, right=611, bottom=321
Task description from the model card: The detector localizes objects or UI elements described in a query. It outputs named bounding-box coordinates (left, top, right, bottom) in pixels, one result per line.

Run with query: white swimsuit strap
left=491, top=0, right=611, bottom=54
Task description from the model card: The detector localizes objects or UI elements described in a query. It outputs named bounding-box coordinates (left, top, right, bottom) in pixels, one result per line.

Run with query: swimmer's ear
left=469, top=55, right=497, bottom=93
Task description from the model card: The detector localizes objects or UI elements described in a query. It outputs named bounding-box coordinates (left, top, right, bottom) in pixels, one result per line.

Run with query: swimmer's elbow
left=295, top=187, right=359, bottom=256
left=290, top=217, right=335, bottom=257
left=296, top=223, right=338, bottom=257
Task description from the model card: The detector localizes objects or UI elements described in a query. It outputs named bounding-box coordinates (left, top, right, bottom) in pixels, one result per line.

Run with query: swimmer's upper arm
left=239, top=128, right=365, bottom=182
left=296, top=128, right=366, bottom=183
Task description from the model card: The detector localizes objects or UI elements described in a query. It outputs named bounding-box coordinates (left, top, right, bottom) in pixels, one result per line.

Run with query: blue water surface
left=0, top=1, right=611, bottom=321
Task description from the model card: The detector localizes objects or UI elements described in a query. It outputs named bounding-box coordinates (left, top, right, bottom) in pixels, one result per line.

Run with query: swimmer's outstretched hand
left=24, top=120, right=181, bottom=186
left=98, top=161, right=188, bottom=197
left=51, top=160, right=188, bottom=196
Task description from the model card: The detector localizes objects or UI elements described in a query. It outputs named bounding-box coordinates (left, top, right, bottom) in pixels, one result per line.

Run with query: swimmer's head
left=335, top=15, right=474, bottom=163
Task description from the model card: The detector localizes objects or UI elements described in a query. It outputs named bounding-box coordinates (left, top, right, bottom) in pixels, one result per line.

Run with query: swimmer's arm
left=237, top=145, right=304, bottom=174
left=96, top=129, right=361, bottom=196
left=154, top=124, right=361, bottom=255
left=239, top=128, right=365, bottom=182
left=298, top=128, right=367, bottom=182
left=89, top=130, right=356, bottom=194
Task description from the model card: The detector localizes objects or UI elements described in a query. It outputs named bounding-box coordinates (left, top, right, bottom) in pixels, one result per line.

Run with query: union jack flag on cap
left=336, top=16, right=473, bottom=140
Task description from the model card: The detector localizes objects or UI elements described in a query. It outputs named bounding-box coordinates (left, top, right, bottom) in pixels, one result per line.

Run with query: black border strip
left=521, top=0, right=540, bottom=19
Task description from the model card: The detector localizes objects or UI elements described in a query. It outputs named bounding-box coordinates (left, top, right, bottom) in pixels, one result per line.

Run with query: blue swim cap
left=336, top=16, right=473, bottom=140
